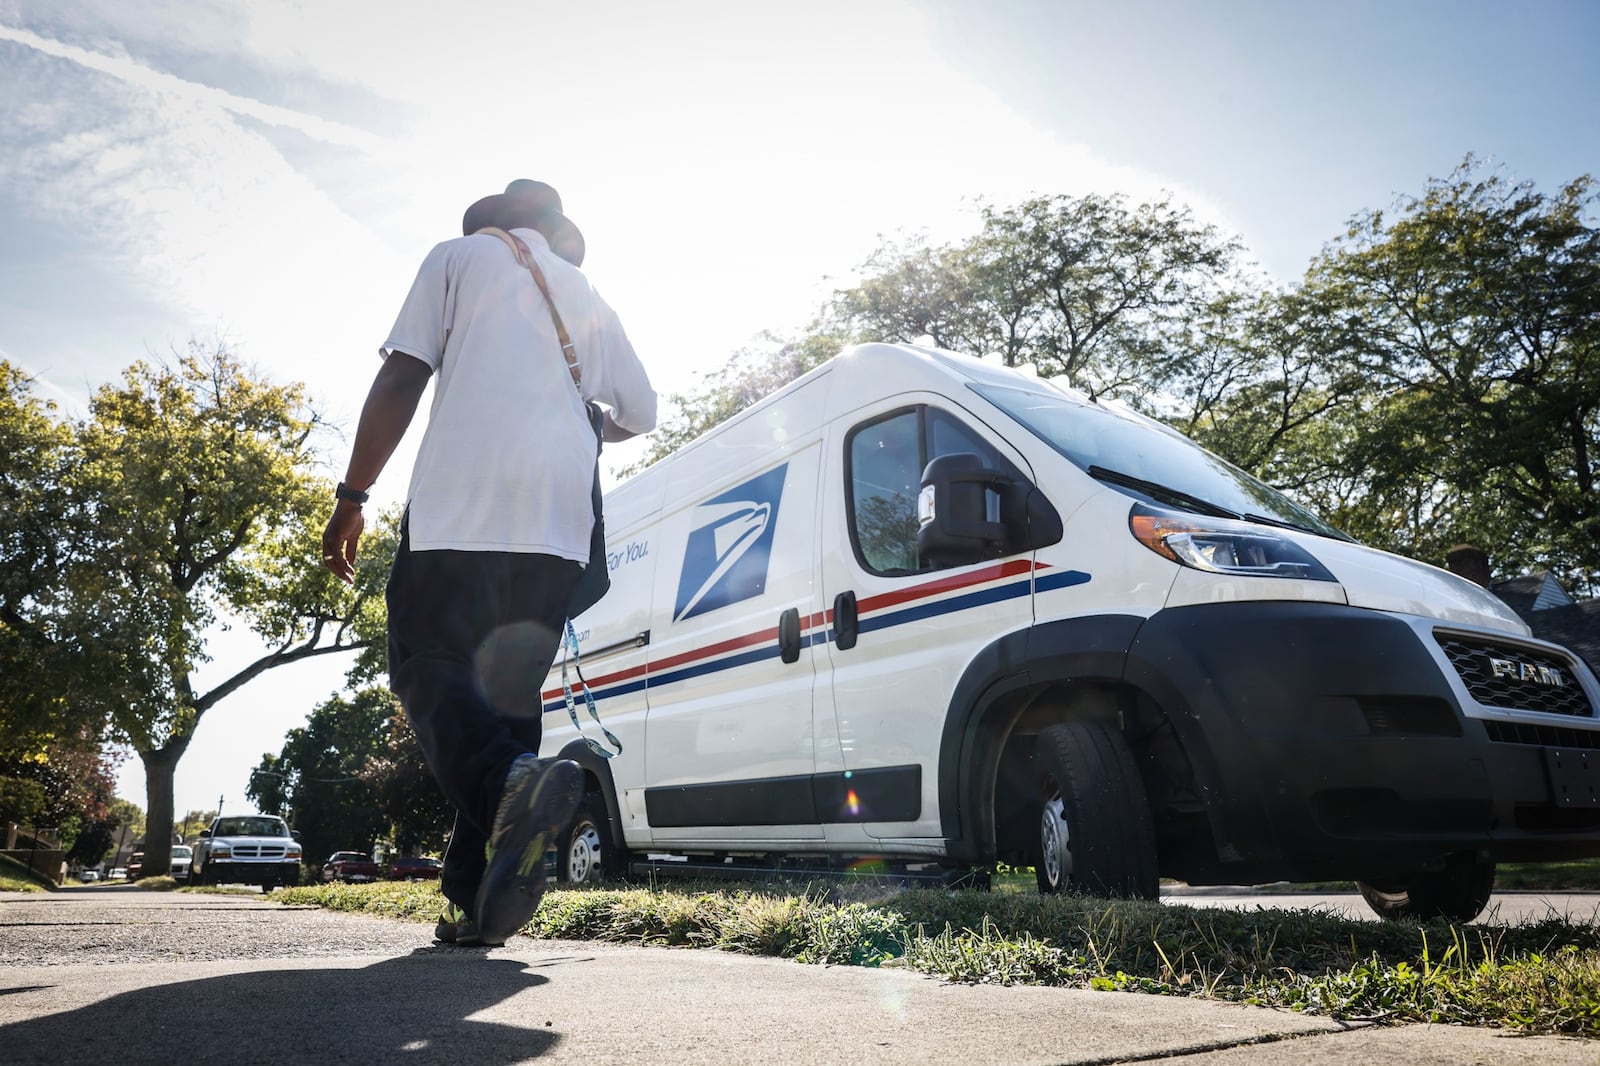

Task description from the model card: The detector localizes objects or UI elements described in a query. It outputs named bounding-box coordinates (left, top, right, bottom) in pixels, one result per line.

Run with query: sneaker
left=473, top=755, right=583, bottom=946
left=434, top=901, right=499, bottom=947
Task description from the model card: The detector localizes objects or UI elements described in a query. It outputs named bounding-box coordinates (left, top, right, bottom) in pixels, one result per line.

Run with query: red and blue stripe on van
left=540, top=559, right=1090, bottom=712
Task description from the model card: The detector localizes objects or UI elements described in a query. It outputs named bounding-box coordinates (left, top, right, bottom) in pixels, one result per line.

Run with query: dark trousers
left=386, top=520, right=580, bottom=913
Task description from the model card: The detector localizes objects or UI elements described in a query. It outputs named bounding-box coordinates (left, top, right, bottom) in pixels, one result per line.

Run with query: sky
left=2, top=0, right=1597, bottom=825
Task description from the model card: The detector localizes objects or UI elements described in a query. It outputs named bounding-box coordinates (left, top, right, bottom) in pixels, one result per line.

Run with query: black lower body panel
left=1123, top=602, right=1600, bottom=883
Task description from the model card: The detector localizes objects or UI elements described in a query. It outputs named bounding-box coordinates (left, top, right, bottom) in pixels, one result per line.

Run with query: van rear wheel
left=556, top=791, right=628, bottom=885
left=1357, top=854, right=1496, bottom=923
left=1032, top=721, right=1159, bottom=900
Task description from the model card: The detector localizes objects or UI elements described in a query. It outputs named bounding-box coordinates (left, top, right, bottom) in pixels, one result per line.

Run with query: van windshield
left=973, top=384, right=1347, bottom=540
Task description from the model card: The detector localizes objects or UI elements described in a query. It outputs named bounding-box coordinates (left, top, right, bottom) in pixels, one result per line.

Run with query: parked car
left=320, top=851, right=381, bottom=883
left=126, top=852, right=143, bottom=880
left=387, top=855, right=443, bottom=881
left=170, top=845, right=192, bottom=882
left=109, top=867, right=126, bottom=881
left=189, top=814, right=303, bottom=891
left=78, top=869, right=100, bottom=882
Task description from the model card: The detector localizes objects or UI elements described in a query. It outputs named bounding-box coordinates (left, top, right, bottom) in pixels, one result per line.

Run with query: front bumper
left=204, top=860, right=302, bottom=884
left=1124, top=602, right=1600, bottom=882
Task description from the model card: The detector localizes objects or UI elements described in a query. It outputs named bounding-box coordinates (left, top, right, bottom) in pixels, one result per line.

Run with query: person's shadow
left=0, top=949, right=563, bottom=1064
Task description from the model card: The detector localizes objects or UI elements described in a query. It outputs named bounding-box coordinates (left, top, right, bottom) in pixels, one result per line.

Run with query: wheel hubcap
left=1039, top=794, right=1071, bottom=888
left=566, top=820, right=602, bottom=883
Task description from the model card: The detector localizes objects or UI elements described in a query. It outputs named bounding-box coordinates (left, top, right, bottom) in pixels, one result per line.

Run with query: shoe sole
left=435, top=919, right=500, bottom=948
left=435, top=925, right=498, bottom=948
left=473, top=759, right=584, bottom=945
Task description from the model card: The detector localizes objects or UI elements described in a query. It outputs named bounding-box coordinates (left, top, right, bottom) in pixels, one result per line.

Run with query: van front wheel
left=1032, top=721, right=1159, bottom=900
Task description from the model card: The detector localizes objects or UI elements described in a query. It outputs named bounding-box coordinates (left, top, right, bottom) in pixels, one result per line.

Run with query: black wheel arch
left=554, top=739, right=628, bottom=855
left=938, top=613, right=1226, bottom=868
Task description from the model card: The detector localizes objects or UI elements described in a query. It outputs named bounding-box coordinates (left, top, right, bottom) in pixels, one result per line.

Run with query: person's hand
left=321, top=501, right=365, bottom=585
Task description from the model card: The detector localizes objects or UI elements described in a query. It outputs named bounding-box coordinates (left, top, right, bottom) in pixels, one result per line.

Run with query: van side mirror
left=917, top=453, right=1063, bottom=567
left=198, top=829, right=211, bottom=839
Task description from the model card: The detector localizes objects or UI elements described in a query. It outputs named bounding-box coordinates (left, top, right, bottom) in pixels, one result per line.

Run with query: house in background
left=1446, top=545, right=1600, bottom=676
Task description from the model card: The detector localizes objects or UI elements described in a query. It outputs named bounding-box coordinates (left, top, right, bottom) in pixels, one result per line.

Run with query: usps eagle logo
left=673, top=465, right=787, bottom=622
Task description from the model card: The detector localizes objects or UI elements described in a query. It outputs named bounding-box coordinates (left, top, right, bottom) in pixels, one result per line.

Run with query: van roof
left=622, top=342, right=1047, bottom=467
left=605, top=342, right=1076, bottom=522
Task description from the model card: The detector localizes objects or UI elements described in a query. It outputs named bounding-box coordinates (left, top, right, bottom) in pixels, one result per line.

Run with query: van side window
left=846, top=407, right=1011, bottom=575
left=848, top=410, right=921, bottom=573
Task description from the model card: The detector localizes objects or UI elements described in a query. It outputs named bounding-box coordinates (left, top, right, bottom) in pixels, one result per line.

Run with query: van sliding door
left=640, top=389, right=828, bottom=848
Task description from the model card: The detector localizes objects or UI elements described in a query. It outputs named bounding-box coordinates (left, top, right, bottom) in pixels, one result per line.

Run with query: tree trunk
left=138, top=742, right=187, bottom=878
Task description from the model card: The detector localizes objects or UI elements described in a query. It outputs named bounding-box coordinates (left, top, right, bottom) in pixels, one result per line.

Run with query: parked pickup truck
left=320, top=851, right=381, bottom=883
left=189, top=814, right=303, bottom=892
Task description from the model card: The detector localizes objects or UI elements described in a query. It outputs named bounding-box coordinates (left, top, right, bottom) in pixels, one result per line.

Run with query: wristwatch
left=335, top=482, right=370, bottom=505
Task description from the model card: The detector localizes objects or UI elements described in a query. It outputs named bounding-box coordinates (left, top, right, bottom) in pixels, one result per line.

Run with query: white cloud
left=0, top=21, right=390, bottom=151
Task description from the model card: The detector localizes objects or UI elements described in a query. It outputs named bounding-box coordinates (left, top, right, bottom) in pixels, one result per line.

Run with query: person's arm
left=594, top=308, right=657, bottom=440
left=320, top=352, right=433, bottom=584
left=601, top=410, right=639, bottom=442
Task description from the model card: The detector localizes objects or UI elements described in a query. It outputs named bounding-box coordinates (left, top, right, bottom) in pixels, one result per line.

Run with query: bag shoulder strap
left=475, top=225, right=581, bottom=391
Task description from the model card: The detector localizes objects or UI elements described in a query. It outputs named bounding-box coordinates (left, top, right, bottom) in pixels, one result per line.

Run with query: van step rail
left=625, top=855, right=989, bottom=890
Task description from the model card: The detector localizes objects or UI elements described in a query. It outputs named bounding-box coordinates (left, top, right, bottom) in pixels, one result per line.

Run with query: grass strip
left=273, top=878, right=1600, bottom=1037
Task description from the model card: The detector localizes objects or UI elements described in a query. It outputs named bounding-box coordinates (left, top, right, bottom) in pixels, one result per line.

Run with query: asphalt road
left=1166, top=884, right=1600, bottom=925
left=1, top=886, right=1596, bottom=1065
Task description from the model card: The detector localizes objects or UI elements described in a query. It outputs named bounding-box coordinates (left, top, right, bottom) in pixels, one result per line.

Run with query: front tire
left=556, top=791, right=628, bottom=885
left=1358, top=854, right=1496, bottom=923
left=1031, top=721, right=1159, bottom=900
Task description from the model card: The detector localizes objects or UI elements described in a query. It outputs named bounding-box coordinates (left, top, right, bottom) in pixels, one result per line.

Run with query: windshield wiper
left=1243, top=512, right=1353, bottom=542
left=1087, top=466, right=1240, bottom=520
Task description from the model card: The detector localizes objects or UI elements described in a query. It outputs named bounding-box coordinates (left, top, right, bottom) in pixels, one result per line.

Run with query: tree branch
left=193, top=635, right=376, bottom=714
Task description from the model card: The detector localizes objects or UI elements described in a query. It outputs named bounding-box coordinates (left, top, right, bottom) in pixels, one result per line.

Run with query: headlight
left=286, top=845, right=302, bottom=859
left=1129, top=505, right=1337, bottom=582
left=210, top=845, right=232, bottom=858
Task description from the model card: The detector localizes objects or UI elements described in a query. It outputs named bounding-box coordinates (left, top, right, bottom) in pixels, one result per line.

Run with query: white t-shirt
left=380, top=228, right=657, bottom=557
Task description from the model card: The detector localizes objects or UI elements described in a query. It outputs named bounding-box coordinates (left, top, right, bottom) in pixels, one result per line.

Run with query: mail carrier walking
left=322, top=179, right=656, bottom=946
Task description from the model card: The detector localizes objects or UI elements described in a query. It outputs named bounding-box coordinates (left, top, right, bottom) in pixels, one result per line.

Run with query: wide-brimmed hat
left=462, top=179, right=586, bottom=266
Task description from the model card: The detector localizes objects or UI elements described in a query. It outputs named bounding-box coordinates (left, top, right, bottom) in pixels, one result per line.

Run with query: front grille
left=230, top=845, right=288, bottom=859
left=1435, top=633, right=1594, bottom=718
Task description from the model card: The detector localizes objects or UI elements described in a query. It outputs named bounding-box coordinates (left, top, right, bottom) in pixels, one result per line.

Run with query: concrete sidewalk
left=1, top=889, right=1595, bottom=1064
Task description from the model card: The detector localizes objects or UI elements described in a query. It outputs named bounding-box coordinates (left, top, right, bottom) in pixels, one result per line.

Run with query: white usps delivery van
left=540, top=342, right=1600, bottom=921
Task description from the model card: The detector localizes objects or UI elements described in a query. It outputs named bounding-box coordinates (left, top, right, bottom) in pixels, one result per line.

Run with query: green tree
left=0, top=364, right=101, bottom=750
left=102, top=798, right=145, bottom=866
left=176, top=808, right=217, bottom=843
left=0, top=776, right=48, bottom=828
left=359, top=706, right=452, bottom=856
left=2, top=346, right=392, bottom=877
left=0, top=735, right=119, bottom=856
left=1287, top=160, right=1600, bottom=589
left=246, top=687, right=394, bottom=868
left=829, top=193, right=1243, bottom=393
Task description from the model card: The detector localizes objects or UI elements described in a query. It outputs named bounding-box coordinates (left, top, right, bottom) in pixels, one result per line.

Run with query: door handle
left=778, top=607, right=801, bottom=664
left=832, top=591, right=858, bottom=650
